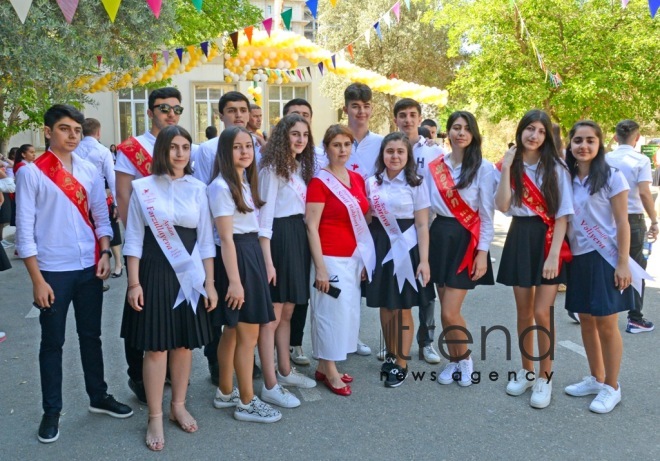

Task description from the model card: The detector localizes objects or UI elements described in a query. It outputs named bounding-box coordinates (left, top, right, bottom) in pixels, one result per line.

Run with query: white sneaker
left=289, top=346, right=310, bottom=366
left=376, top=347, right=387, bottom=361
left=277, top=368, right=317, bottom=388
left=260, top=383, right=300, bottom=408
left=437, top=362, right=458, bottom=385
left=589, top=383, right=621, bottom=414
left=422, top=345, right=441, bottom=364
left=530, top=378, right=552, bottom=408
left=565, top=376, right=604, bottom=397
left=234, top=396, right=282, bottom=423
left=356, top=339, right=372, bottom=356
left=506, top=369, right=535, bottom=396
left=457, top=357, right=474, bottom=387
left=213, top=387, right=240, bottom=408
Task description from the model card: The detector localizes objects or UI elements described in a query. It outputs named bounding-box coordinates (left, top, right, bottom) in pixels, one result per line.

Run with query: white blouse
left=258, top=165, right=307, bottom=239
left=208, top=176, right=260, bottom=243
left=366, top=171, right=430, bottom=220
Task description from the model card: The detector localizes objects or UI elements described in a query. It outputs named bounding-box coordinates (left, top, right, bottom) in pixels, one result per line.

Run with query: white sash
left=370, top=180, right=418, bottom=292
left=573, top=203, right=652, bottom=295
left=288, top=173, right=307, bottom=209
left=134, top=176, right=207, bottom=312
left=317, top=169, right=376, bottom=281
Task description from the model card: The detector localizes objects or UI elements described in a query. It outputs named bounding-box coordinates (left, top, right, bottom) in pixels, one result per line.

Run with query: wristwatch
left=100, top=249, right=112, bottom=259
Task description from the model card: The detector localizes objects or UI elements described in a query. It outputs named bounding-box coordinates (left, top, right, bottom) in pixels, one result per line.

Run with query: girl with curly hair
left=256, top=114, right=318, bottom=408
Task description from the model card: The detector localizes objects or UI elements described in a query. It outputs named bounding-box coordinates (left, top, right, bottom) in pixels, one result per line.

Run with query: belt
left=628, top=214, right=645, bottom=221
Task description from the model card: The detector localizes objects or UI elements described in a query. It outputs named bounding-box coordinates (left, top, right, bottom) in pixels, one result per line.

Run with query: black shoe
left=253, top=359, right=262, bottom=380
left=567, top=311, right=580, bottom=324
left=384, top=365, right=408, bottom=388
left=89, top=394, right=134, bottom=418
left=209, top=362, right=219, bottom=386
left=103, top=284, right=110, bottom=292
left=128, top=378, right=147, bottom=405
left=381, top=354, right=397, bottom=374
left=37, top=414, right=60, bottom=443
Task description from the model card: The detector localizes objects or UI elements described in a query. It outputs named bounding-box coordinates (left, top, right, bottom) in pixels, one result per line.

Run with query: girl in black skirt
left=207, top=127, right=280, bottom=423
left=365, top=132, right=433, bottom=388
left=421, top=111, right=495, bottom=388
left=123, top=126, right=218, bottom=451
left=494, top=110, right=573, bottom=408
left=563, top=121, right=635, bottom=414
left=257, top=114, right=318, bottom=407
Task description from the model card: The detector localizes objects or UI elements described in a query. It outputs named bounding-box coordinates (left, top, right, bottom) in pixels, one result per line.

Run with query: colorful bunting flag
left=296, top=69, right=303, bottom=81
left=101, top=0, right=122, bottom=22
left=146, top=0, right=162, bottom=18
left=330, top=0, right=337, bottom=6
left=56, top=0, right=79, bottom=24
left=621, top=0, right=629, bottom=7
left=162, top=50, right=170, bottom=66
left=9, top=0, right=32, bottom=23
left=151, top=52, right=158, bottom=67
left=383, top=12, right=391, bottom=28
left=651, top=0, right=660, bottom=17
left=364, top=29, right=371, bottom=47
left=244, top=25, right=254, bottom=44
left=374, top=22, right=383, bottom=41
left=191, top=0, right=203, bottom=11
left=331, top=55, right=337, bottom=69
left=201, top=41, right=209, bottom=57
left=318, top=62, right=324, bottom=75
left=392, top=1, right=401, bottom=22
left=347, top=43, right=354, bottom=60
left=307, top=67, right=313, bottom=79
left=97, top=55, right=103, bottom=69
left=263, top=18, right=273, bottom=36
left=281, top=8, right=293, bottom=31
left=306, top=0, right=319, bottom=19
left=404, top=0, right=410, bottom=10
left=176, top=48, right=184, bottom=62
left=230, top=31, right=239, bottom=50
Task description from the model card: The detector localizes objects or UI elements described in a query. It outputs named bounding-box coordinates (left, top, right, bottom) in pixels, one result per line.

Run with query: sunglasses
left=155, top=103, right=184, bottom=115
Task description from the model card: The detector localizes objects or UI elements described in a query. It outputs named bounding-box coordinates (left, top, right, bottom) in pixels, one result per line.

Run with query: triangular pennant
left=56, top=0, right=79, bottom=24
left=621, top=0, right=629, bottom=7
left=162, top=50, right=170, bottom=66
left=151, top=52, right=158, bottom=67
left=296, top=69, right=303, bottom=80
left=392, top=1, right=401, bottom=22
left=404, top=0, right=411, bottom=10
left=101, top=0, right=122, bottom=22
left=374, top=22, right=383, bottom=41
left=97, top=55, right=103, bottom=69
left=330, top=0, right=337, bottom=6
left=201, top=41, right=209, bottom=57
left=346, top=43, right=354, bottom=60
left=307, top=67, right=313, bottom=79
left=244, top=25, right=254, bottom=44
left=230, top=31, right=239, bottom=50
left=265, top=70, right=271, bottom=77
left=306, top=0, right=318, bottom=19
left=331, top=55, right=337, bottom=69
left=176, top=48, right=184, bottom=62
left=281, top=8, right=293, bottom=31
left=383, top=12, right=391, bottom=28
left=275, top=70, right=281, bottom=77
left=317, top=62, right=324, bottom=75
left=364, top=29, right=371, bottom=47
left=10, top=0, right=33, bottom=23
left=191, top=0, right=203, bottom=11
left=263, top=18, right=273, bottom=36
left=146, top=0, right=162, bottom=18
left=651, top=0, right=660, bottom=18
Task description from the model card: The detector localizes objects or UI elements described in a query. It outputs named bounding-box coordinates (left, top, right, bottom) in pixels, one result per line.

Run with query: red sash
left=13, top=160, right=26, bottom=176
left=118, top=137, right=152, bottom=177
left=429, top=156, right=480, bottom=275
left=35, top=152, right=99, bottom=265
left=496, top=161, right=572, bottom=271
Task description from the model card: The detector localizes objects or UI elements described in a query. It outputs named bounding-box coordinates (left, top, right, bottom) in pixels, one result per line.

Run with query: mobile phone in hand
left=313, top=281, right=341, bottom=299
left=33, top=302, right=55, bottom=315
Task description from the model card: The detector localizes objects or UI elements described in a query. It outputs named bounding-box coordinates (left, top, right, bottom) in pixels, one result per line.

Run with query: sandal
left=111, top=267, right=123, bottom=278
left=145, top=413, right=164, bottom=451
left=169, top=402, right=197, bottom=433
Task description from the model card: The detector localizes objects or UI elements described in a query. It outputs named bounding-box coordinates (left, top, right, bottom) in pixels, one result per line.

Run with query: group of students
left=12, top=82, right=655, bottom=450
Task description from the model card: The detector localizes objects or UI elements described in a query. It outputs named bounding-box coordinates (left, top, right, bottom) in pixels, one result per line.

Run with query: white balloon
left=223, top=69, right=230, bottom=76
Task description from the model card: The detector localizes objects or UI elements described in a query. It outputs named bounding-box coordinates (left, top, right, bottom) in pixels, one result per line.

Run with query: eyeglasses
left=155, top=103, right=184, bottom=115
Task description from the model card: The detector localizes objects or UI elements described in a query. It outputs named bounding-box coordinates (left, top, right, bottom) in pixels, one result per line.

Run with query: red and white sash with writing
left=118, top=137, right=152, bottom=177
left=134, top=175, right=207, bottom=311
left=429, top=156, right=479, bottom=275
left=35, top=151, right=99, bottom=265
left=370, top=179, right=418, bottom=292
left=288, top=173, right=307, bottom=209
left=317, top=169, right=376, bottom=281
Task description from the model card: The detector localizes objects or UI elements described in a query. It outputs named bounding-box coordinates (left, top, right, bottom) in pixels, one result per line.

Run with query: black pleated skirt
left=565, top=251, right=633, bottom=316
left=429, top=216, right=494, bottom=289
left=109, top=206, right=122, bottom=247
left=0, top=246, right=11, bottom=271
left=497, top=216, right=566, bottom=287
left=120, top=226, right=213, bottom=351
left=0, top=193, right=10, bottom=224
left=365, top=218, right=435, bottom=309
left=270, top=215, right=310, bottom=304
left=212, top=233, right=275, bottom=327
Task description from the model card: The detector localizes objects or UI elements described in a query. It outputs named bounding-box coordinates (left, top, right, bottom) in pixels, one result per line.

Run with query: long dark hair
left=374, top=132, right=422, bottom=187
left=15, top=144, right=34, bottom=164
left=565, top=120, right=610, bottom=195
left=446, top=111, right=482, bottom=189
left=151, top=125, right=193, bottom=176
left=259, top=114, right=316, bottom=184
left=212, top=127, right=264, bottom=213
left=510, top=110, right=564, bottom=215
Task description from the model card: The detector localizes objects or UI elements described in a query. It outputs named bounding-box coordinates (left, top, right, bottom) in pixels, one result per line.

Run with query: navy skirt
left=497, top=216, right=566, bottom=287
left=429, top=216, right=494, bottom=289
left=213, top=233, right=275, bottom=327
left=269, top=215, right=310, bottom=304
left=121, top=226, right=213, bottom=351
left=565, top=251, right=633, bottom=316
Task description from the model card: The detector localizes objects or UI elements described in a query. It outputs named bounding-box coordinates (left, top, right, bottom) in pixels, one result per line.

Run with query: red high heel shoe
left=323, top=376, right=351, bottom=396
left=314, top=370, right=353, bottom=383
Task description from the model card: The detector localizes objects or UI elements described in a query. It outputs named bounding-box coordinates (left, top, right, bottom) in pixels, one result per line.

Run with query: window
left=267, top=85, right=309, bottom=130
left=194, top=84, right=235, bottom=143
left=118, top=89, right=149, bottom=141
left=304, top=7, right=318, bottom=41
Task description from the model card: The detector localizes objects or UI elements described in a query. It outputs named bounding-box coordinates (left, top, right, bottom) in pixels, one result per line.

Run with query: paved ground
left=1, top=214, right=659, bottom=460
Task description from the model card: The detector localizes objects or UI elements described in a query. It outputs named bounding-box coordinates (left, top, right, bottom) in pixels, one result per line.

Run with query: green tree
left=424, top=0, right=660, bottom=134
left=0, top=0, right=261, bottom=154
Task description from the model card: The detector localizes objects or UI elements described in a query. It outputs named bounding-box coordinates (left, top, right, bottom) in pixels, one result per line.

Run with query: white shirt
left=208, top=176, right=260, bottom=243
left=76, top=136, right=117, bottom=199
left=15, top=153, right=112, bottom=271
left=422, top=153, right=495, bottom=251
left=115, top=132, right=156, bottom=179
left=258, top=166, right=307, bottom=239
left=413, top=137, right=444, bottom=174
left=493, top=160, right=574, bottom=218
left=347, top=131, right=383, bottom=179
left=568, top=168, right=629, bottom=256
left=606, top=145, right=652, bottom=214
left=366, top=171, right=430, bottom=219
left=4, top=162, right=14, bottom=179
left=123, top=174, right=215, bottom=260
left=194, top=134, right=261, bottom=185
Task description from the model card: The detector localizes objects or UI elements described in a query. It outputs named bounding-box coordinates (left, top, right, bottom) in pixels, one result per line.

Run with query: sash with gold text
left=118, top=137, right=152, bottom=177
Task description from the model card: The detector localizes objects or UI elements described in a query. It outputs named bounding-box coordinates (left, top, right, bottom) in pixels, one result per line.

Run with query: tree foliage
left=424, top=0, right=660, bottom=134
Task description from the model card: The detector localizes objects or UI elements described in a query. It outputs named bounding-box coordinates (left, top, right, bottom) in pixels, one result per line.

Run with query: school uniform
left=346, top=131, right=383, bottom=179
left=413, top=136, right=444, bottom=175
left=115, top=132, right=155, bottom=179
left=365, top=172, right=435, bottom=309
left=194, top=134, right=261, bottom=185
left=208, top=176, right=275, bottom=326
left=495, top=161, right=573, bottom=287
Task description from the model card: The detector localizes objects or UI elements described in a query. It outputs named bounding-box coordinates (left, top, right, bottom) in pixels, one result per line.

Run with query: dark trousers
left=290, top=302, right=308, bottom=347
left=204, top=327, right=222, bottom=365
left=39, top=267, right=108, bottom=415
left=628, top=214, right=647, bottom=321
left=417, top=298, right=436, bottom=346
left=122, top=256, right=144, bottom=381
